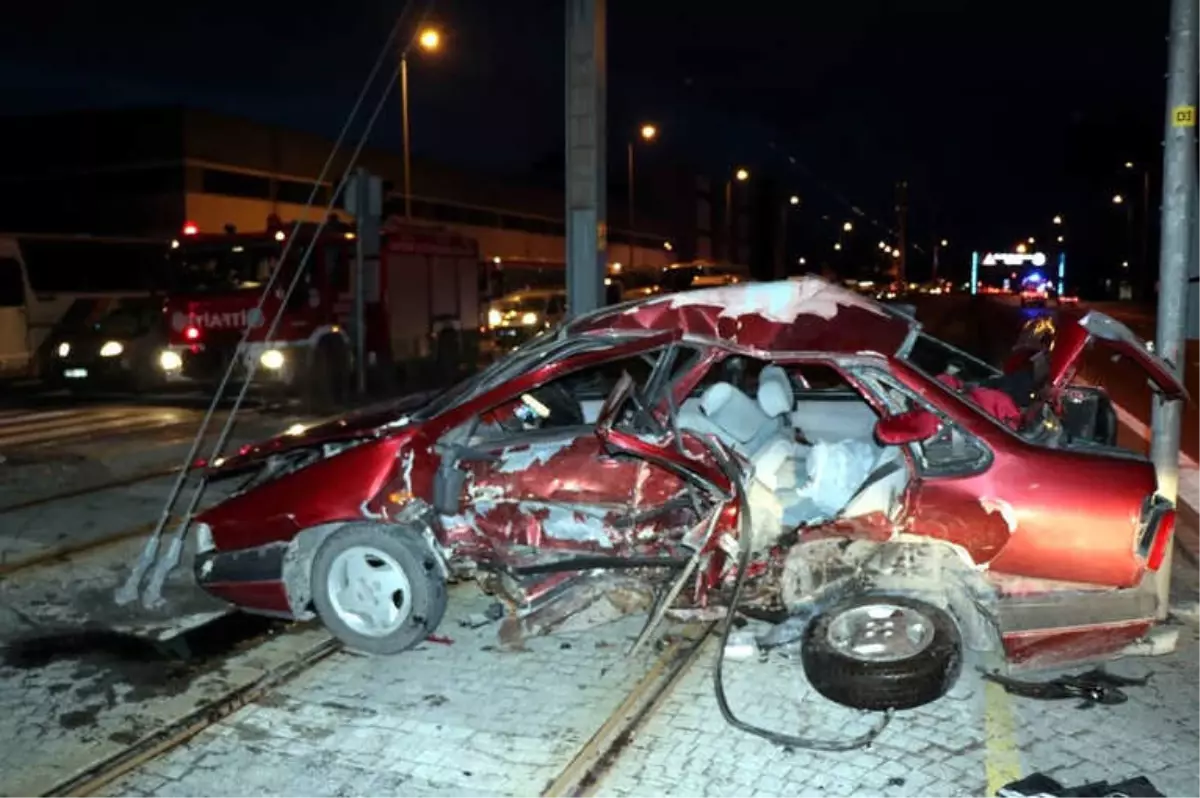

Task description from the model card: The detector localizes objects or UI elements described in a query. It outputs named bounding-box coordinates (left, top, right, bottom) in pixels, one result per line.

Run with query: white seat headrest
left=699, top=382, right=768, bottom=444
left=757, top=366, right=793, bottom=418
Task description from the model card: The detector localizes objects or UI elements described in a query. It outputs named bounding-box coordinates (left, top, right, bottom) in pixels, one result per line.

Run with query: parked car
left=145, top=277, right=1185, bottom=714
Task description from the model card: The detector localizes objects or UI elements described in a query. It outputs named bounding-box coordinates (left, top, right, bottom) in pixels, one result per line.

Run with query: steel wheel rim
left=825, top=602, right=935, bottom=663
left=326, top=545, right=414, bottom=637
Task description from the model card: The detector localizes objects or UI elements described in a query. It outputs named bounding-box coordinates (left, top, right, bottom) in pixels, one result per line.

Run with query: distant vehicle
left=0, top=234, right=161, bottom=383
left=482, top=288, right=565, bottom=353
left=1019, top=271, right=1054, bottom=308
left=46, top=296, right=170, bottom=393
left=160, top=216, right=480, bottom=411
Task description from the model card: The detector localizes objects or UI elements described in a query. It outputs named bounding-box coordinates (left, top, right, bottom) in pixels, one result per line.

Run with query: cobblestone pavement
left=103, top=588, right=679, bottom=798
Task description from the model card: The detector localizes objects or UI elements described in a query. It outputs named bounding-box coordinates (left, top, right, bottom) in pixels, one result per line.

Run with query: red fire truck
left=160, top=215, right=480, bottom=411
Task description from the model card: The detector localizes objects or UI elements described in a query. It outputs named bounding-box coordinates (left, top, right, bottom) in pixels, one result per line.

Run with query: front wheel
left=801, top=595, right=962, bottom=711
left=311, top=524, right=448, bottom=655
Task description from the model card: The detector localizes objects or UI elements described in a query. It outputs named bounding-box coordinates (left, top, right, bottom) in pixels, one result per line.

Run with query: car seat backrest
left=757, top=365, right=794, bottom=419
left=699, top=382, right=771, bottom=445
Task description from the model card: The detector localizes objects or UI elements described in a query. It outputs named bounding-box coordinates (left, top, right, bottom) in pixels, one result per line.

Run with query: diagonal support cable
left=117, top=0, right=437, bottom=607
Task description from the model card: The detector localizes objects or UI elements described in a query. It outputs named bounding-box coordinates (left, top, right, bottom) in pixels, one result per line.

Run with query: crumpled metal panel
left=571, top=278, right=914, bottom=355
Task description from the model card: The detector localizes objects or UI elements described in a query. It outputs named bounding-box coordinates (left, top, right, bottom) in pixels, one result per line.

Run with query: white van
left=0, top=235, right=163, bottom=381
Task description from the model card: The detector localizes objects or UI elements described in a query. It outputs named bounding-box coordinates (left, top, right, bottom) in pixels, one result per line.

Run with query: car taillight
left=185, top=325, right=201, bottom=341
left=1146, top=508, right=1176, bottom=571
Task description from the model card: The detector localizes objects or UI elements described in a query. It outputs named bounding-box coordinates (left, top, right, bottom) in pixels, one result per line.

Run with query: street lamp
left=878, top=241, right=886, bottom=250
left=789, top=195, right=800, bottom=205
left=724, top=167, right=750, bottom=261
left=834, top=242, right=842, bottom=251
left=940, top=239, right=949, bottom=247
left=1016, top=243, right=1028, bottom=254
left=400, top=26, right=442, bottom=218
left=842, top=221, right=854, bottom=233
left=1027, top=237, right=1036, bottom=244
left=1112, top=194, right=1125, bottom=204
left=1053, top=215, right=1063, bottom=225
left=627, top=122, right=658, bottom=268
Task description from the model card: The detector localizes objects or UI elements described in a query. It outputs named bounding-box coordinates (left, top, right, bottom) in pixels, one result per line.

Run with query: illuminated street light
left=1016, top=243, right=1028, bottom=254
left=797, top=257, right=807, bottom=265
left=640, top=124, right=657, bottom=142
left=663, top=241, right=673, bottom=251
left=1124, top=161, right=1135, bottom=169
left=843, top=221, right=854, bottom=232
left=1113, top=194, right=1125, bottom=204
left=789, top=195, right=800, bottom=205
left=892, top=249, right=901, bottom=259
left=834, top=242, right=842, bottom=251
left=1053, top=215, right=1063, bottom=225
left=878, top=241, right=886, bottom=250
left=940, top=239, right=948, bottom=247
left=1027, top=237, right=1036, bottom=244
left=1122, top=261, right=1130, bottom=268
left=418, top=27, right=440, bottom=51
left=1057, top=235, right=1064, bottom=243
left=883, top=245, right=892, bottom=254
left=735, top=168, right=750, bottom=182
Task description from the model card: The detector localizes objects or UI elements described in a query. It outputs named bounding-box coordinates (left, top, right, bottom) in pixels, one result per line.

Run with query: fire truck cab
left=161, top=216, right=479, bottom=411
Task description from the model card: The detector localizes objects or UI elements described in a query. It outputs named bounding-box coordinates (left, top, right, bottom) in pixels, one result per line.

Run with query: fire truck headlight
left=159, top=350, right=183, bottom=371
left=260, top=349, right=286, bottom=370
left=487, top=309, right=502, bottom=327
left=99, top=341, right=124, bottom=358
left=57, top=342, right=70, bottom=358
left=521, top=312, right=538, bottom=326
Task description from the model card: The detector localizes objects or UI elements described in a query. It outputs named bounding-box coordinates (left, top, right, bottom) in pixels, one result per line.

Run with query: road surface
left=0, top=372, right=1196, bottom=798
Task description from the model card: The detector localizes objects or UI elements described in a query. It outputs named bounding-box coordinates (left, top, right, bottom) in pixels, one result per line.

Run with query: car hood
left=1047, top=308, right=1189, bottom=402
left=203, top=389, right=437, bottom=475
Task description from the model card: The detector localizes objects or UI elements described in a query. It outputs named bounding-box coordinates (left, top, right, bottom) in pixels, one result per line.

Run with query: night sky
left=1, top=0, right=1175, bottom=272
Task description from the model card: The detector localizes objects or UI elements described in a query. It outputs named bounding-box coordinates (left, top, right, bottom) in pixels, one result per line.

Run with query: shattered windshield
left=413, top=332, right=644, bottom=421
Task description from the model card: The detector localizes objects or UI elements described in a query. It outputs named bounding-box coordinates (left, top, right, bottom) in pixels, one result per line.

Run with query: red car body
left=187, top=278, right=1186, bottom=688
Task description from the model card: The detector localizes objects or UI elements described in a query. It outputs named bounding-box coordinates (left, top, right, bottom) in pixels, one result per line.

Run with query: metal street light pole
left=400, top=27, right=441, bottom=220
left=1151, top=0, right=1198, bottom=617
left=401, top=54, right=412, bottom=219
left=625, top=124, right=656, bottom=269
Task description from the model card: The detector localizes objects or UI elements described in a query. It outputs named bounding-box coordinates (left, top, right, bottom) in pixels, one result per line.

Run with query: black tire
left=311, top=524, right=448, bottom=655
left=801, top=595, right=962, bottom=711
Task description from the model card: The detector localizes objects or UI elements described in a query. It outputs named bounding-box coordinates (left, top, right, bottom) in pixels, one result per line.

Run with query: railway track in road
left=33, top=611, right=719, bottom=798
left=0, top=464, right=182, bottom=517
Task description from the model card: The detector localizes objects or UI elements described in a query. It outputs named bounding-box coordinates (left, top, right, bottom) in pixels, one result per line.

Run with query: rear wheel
left=311, top=525, right=448, bottom=655
left=801, top=595, right=962, bottom=711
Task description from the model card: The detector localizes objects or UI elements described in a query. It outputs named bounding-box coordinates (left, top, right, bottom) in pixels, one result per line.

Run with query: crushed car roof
left=569, top=276, right=917, bottom=356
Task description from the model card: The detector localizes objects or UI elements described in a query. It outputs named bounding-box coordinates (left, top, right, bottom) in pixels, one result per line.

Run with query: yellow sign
left=1173, top=105, right=1196, bottom=127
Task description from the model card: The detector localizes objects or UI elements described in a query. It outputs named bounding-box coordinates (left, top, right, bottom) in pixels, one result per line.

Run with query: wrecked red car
left=163, top=278, right=1186, bottom=713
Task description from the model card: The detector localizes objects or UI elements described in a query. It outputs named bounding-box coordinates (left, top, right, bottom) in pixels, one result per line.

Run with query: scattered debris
left=723, top=630, right=760, bottom=661
left=981, top=668, right=1150, bottom=708
left=997, top=771, right=1164, bottom=796
left=425, top=634, right=454, bottom=646
left=457, top=601, right=506, bottom=629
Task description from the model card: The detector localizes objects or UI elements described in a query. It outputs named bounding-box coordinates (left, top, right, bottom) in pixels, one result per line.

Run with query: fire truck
left=160, top=215, right=480, bottom=411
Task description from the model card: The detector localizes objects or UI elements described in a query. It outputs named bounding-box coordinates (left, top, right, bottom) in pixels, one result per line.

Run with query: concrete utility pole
left=1151, top=0, right=1198, bottom=617
left=565, top=0, right=607, bottom=316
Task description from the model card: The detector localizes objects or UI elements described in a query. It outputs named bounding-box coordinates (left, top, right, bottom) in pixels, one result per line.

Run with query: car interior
left=675, top=356, right=909, bottom=551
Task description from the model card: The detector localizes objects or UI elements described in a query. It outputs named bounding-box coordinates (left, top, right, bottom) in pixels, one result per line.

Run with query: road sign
left=1173, top=105, right=1196, bottom=127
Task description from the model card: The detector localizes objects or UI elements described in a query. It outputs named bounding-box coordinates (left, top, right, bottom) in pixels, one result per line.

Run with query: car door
left=437, top=332, right=685, bottom=563
left=0, top=257, right=31, bottom=378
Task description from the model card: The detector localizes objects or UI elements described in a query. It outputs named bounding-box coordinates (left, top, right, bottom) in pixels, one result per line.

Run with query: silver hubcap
left=326, top=546, right=413, bottom=637
left=826, top=603, right=935, bottom=663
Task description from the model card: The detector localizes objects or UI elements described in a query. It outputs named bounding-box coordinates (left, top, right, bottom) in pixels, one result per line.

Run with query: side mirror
left=875, top=408, right=941, bottom=446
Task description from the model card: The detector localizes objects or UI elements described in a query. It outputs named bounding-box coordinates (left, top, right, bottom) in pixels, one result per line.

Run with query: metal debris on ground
left=981, top=667, right=1150, bottom=708
left=997, top=771, right=1164, bottom=796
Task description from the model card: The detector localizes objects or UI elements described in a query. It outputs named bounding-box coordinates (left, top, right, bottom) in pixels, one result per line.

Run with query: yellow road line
left=983, top=679, right=1022, bottom=794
